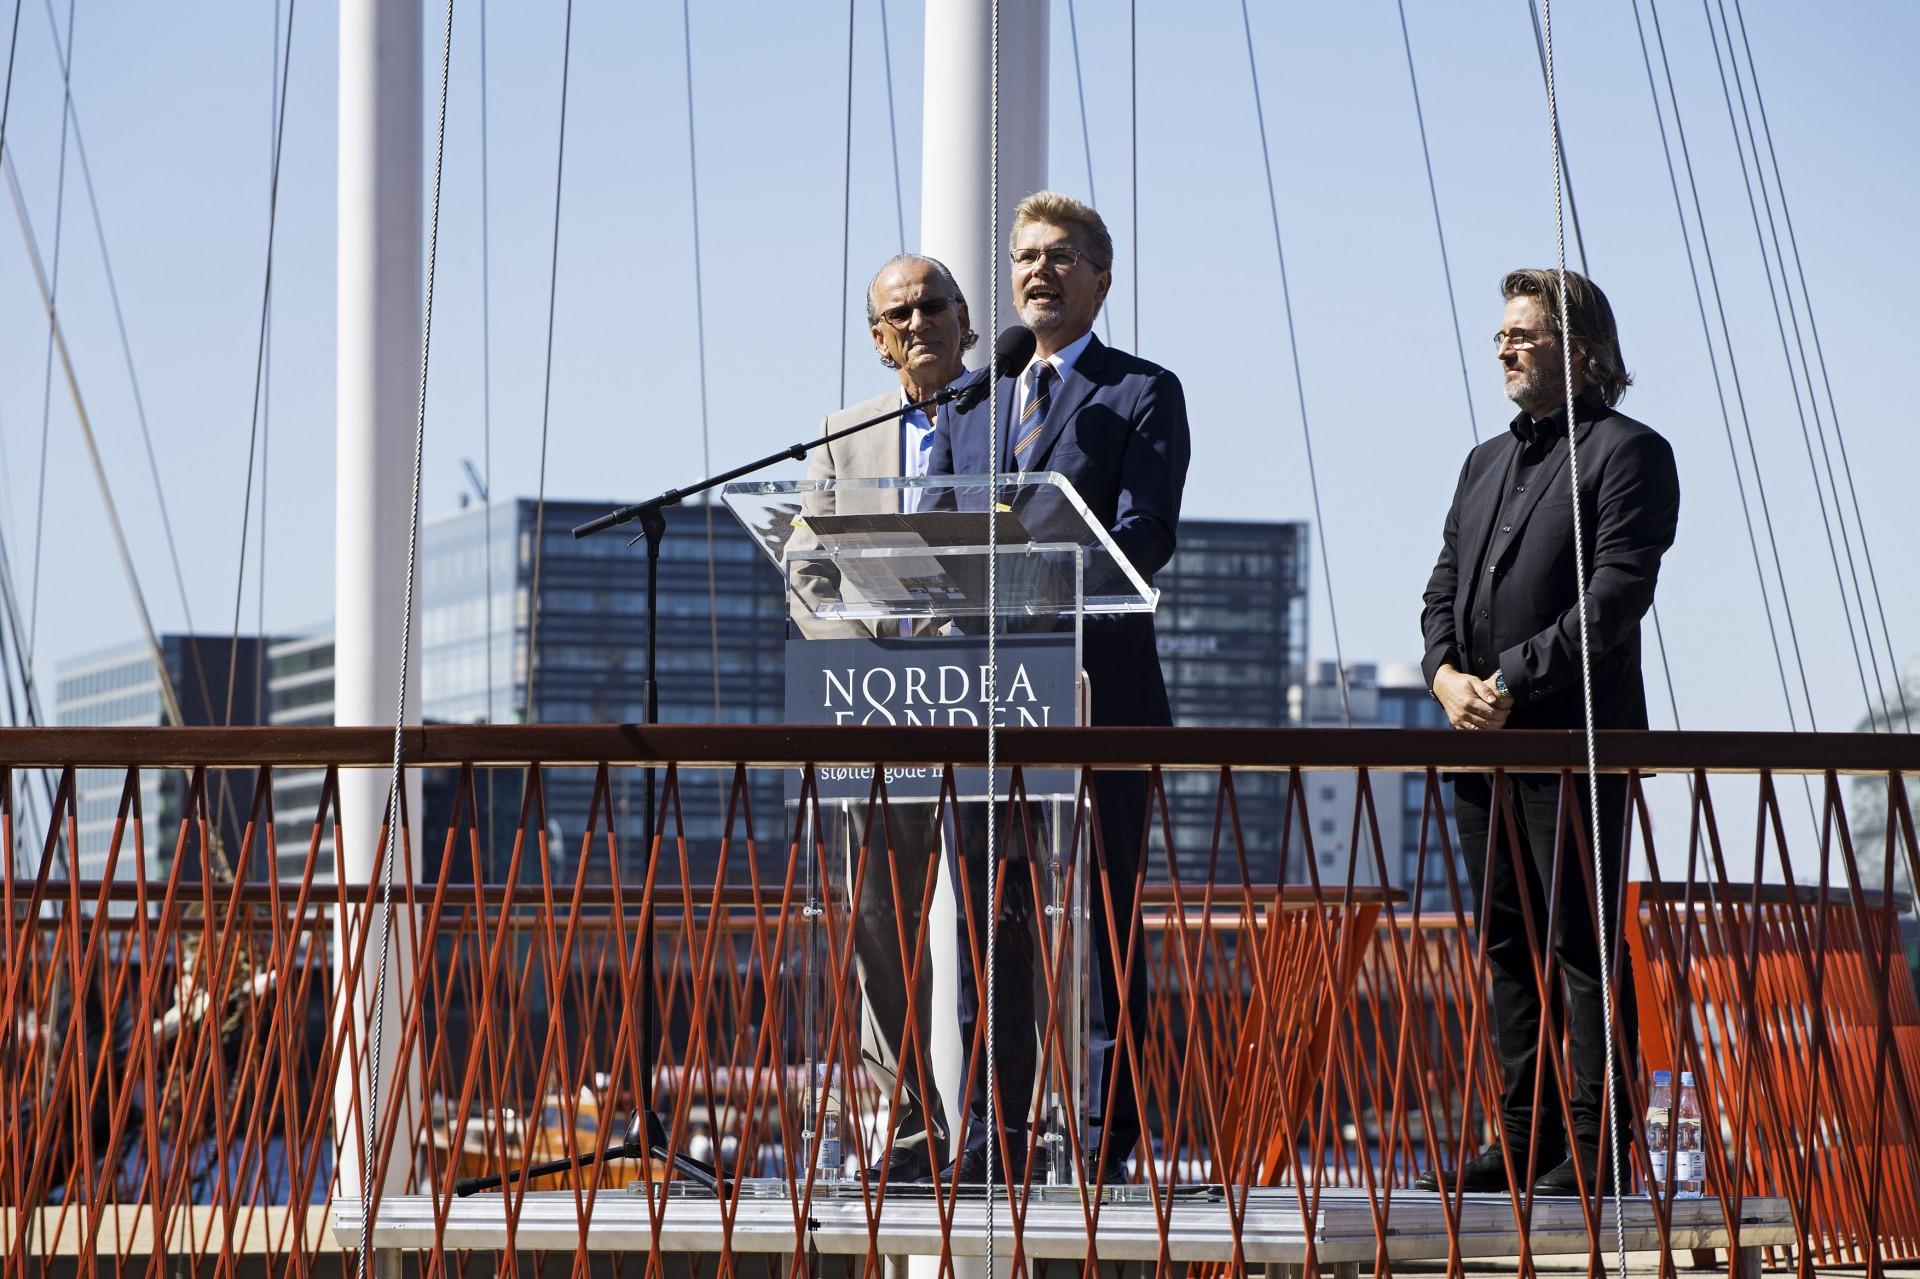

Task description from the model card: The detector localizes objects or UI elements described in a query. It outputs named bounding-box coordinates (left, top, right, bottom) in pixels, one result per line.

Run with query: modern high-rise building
left=1293, top=660, right=1462, bottom=911
left=417, top=496, right=789, bottom=886
left=1848, top=657, right=1920, bottom=905
left=266, top=629, right=337, bottom=878
left=1153, top=519, right=1311, bottom=885
left=60, top=504, right=1317, bottom=893
left=53, top=635, right=265, bottom=881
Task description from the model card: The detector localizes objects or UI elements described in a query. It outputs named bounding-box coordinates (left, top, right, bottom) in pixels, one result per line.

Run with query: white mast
left=916, top=0, right=1050, bottom=1203
left=333, top=0, right=423, bottom=1201
left=920, top=0, right=1049, bottom=364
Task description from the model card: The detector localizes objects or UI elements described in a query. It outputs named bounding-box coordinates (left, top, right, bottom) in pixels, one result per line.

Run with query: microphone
left=953, top=325, right=1036, bottom=411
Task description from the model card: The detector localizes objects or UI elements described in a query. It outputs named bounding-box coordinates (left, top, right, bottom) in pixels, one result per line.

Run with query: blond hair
left=1011, top=191, right=1114, bottom=272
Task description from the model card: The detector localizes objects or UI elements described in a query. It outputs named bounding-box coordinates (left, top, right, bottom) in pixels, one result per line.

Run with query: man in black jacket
left=1415, top=269, right=1679, bottom=1196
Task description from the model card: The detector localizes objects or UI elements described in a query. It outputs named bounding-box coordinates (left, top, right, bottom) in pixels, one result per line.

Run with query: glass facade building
left=53, top=635, right=264, bottom=880
left=1152, top=519, right=1311, bottom=885
left=418, top=497, right=788, bottom=886
left=1294, top=660, right=1462, bottom=911
left=267, top=631, right=336, bottom=878
left=55, top=505, right=1318, bottom=894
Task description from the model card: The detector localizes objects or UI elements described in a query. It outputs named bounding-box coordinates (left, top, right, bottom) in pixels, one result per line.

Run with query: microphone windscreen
left=992, top=325, right=1036, bottom=376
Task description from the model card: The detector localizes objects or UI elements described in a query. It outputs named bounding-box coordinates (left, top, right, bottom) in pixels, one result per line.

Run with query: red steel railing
left=0, top=725, right=1915, bottom=1276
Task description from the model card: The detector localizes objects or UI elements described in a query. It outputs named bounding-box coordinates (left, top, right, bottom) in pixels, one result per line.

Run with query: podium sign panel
left=784, top=635, right=1077, bottom=801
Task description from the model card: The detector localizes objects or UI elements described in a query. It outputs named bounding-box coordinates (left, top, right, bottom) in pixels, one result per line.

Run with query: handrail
left=0, top=723, right=1913, bottom=773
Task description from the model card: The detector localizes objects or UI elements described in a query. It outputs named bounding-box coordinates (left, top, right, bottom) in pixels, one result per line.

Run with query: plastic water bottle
left=1644, top=1070, right=1673, bottom=1195
left=813, top=1062, right=843, bottom=1183
left=1675, top=1071, right=1706, bottom=1197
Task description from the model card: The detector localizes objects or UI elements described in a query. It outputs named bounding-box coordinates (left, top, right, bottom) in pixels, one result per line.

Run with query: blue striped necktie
left=1013, top=363, right=1054, bottom=470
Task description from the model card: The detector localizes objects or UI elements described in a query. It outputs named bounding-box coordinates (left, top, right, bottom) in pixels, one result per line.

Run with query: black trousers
left=1452, top=771, right=1638, bottom=1164
left=952, top=772, right=1148, bottom=1162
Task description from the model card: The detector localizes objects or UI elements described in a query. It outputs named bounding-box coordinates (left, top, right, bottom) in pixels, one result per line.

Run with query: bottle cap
left=1680, top=1071, right=1696, bottom=1086
left=1652, top=1069, right=1671, bottom=1085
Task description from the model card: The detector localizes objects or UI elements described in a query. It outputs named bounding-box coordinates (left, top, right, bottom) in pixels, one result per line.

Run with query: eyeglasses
left=877, top=296, right=957, bottom=329
left=1011, top=245, right=1105, bottom=272
left=1493, top=327, right=1559, bottom=351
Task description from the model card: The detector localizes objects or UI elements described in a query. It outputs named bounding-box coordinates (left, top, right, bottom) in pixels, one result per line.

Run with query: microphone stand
left=565, top=383, right=967, bottom=1195
left=453, top=1110, right=664, bottom=1198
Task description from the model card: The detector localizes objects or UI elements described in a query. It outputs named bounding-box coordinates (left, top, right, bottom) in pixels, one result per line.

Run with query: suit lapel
left=1021, top=336, right=1104, bottom=471
left=1454, top=439, right=1513, bottom=595
left=1488, top=430, right=1577, bottom=570
left=993, top=384, right=1016, bottom=472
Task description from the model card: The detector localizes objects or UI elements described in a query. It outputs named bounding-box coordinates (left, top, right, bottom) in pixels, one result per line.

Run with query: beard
left=1018, top=296, right=1067, bottom=334
left=1505, top=357, right=1567, bottom=414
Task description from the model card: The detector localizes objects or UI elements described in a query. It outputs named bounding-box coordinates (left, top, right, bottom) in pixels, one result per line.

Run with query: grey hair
left=867, top=254, right=978, bottom=368
left=1501, top=267, right=1633, bottom=407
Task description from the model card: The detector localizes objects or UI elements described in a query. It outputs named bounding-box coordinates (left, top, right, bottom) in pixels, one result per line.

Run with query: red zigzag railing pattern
left=0, top=725, right=1914, bottom=1276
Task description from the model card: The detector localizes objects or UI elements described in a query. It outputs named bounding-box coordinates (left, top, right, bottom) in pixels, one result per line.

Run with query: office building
left=53, top=635, right=265, bottom=880
left=417, top=496, right=788, bottom=885
left=1153, top=519, right=1311, bottom=885
left=1294, top=660, right=1462, bottom=911
left=267, top=630, right=337, bottom=878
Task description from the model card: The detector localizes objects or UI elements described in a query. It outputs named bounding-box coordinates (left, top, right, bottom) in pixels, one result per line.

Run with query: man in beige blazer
left=800, top=254, right=974, bottom=1183
left=792, top=255, right=978, bottom=639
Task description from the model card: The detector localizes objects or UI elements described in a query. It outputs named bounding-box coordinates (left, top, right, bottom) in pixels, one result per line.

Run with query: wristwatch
left=1492, top=670, right=1511, bottom=699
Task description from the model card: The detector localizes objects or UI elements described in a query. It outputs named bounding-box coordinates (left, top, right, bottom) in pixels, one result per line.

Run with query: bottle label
left=1649, top=1150, right=1668, bottom=1184
left=1676, top=1150, right=1704, bottom=1184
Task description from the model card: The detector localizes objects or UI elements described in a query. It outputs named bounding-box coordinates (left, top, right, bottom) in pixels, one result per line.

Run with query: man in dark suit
left=928, top=190, right=1191, bottom=1185
left=1415, top=269, right=1679, bottom=1197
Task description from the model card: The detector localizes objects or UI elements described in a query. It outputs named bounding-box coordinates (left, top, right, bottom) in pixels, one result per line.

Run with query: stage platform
left=334, top=1185, right=1794, bottom=1273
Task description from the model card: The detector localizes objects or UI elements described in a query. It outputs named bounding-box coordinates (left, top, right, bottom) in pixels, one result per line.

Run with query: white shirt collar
left=1026, top=329, right=1095, bottom=385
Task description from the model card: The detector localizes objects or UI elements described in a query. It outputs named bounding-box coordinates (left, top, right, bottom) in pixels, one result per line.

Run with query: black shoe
left=864, top=1142, right=934, bottom=1185
left=1086, top=1139, right=1133, bottom=1186
left=941, top=1140, right=1025, bottom=1185
left=1414, top=1144, right=1526, bottom=1193
left=1533, top=1151, right=1621, bottom=1196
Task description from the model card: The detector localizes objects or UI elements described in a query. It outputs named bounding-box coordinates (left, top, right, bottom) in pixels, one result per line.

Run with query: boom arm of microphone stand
left=453, top=1111, right=720, bottom=1196
left=570, top=385, right=960, bottom=540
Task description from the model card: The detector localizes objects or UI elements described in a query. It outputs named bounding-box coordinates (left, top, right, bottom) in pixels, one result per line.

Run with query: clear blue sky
left=1, top=0, right=1914, bottom=776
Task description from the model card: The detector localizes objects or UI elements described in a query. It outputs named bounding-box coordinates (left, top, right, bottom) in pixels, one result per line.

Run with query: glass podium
left=722, top=472, right=1156, bottom=1188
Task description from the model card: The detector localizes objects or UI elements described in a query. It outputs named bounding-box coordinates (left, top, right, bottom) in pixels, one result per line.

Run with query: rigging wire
left=34, top=0, right=218, bottom=729
left=1725, top=0, right=1909, bottom=732
left=877, top=0, right=906, bottom=254
left=24, top=0, right=74, bottom=673
left=0, top=529, right=57, bottom=868
left=1128, top=0, right=1138, bottom=351
left=1628, top=0, right=1795, bottom=740
left=258, top=0, right=283, bottom=734
left=220, top=0, right=299, bottom=738
left=1701, top=0, right=1887, bottom=732
left=3, top=149, right=214, bottom=867
left=522, top=0, right=578, bottom=725
left=1517, top=0, right=1687, bottom=733
left=1237, top=0, right=1351, bottom=726
left=680, top=0, right=723, bottom=723
left=1537, top=5, right=1628, bottom=1266
left=836, top=0, right=856, bottom=407
left=985, top=0, right=1001, bottom=1256
left=1064, top=0, right=1110, bottom=346
left=1641, top=0, right=1820, bottom=733
left=480, top=0, right=495, bottom=731
left=1524, top=0, right=1588, bottom=271
left=359, top=0, right=457, bottom=1268
left=1392, top=0, right=1477, bottom=448
left=0, top=0, right=43, bottom=862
